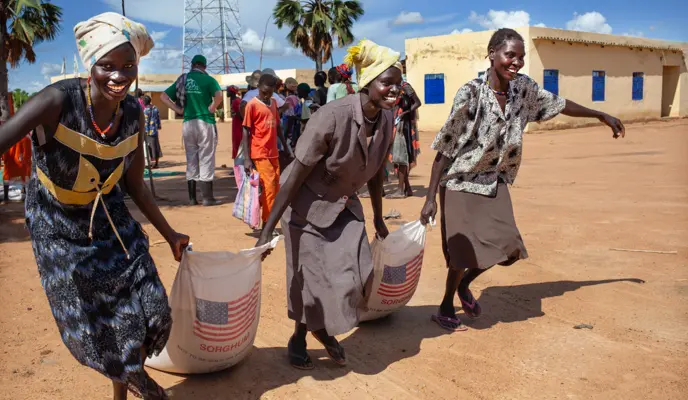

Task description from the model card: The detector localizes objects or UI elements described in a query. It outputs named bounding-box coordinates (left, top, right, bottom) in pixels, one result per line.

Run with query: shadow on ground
left=164, top=278, right=644, bottom=399
left=463, top=278, right=645, bottom=329
left=0, top=201, right=30, bottom=242
left=165, top=305, right=451, bottom=399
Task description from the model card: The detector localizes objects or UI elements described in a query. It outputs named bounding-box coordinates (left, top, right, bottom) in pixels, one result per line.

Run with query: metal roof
left=533, top=36, right=684, bottom=52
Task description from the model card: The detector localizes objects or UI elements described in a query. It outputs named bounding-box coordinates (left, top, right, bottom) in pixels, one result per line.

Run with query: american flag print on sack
left=193, top=281, right=260, bottom=342
left=378, top=250, right=424, bottom=298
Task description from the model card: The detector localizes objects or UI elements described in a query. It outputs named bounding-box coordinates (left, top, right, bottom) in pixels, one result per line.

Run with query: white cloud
left=40, top=63, right=62, bottom=79
left=150, top=30, right=170, bottom=42
left=450, top=28, right=474, bottom=35
left=622, top=30, right=644, bottom=37
left=534, top=23, right=547, bottom=28
left=469, top=10, right=530, bottom=29
left=241, top=28, right=290, bottom=56
left=565, top=12, right=612, bottom=34
left=393, top=11, right=424, bottom=26
left=139, top=48, right=184, bottom=74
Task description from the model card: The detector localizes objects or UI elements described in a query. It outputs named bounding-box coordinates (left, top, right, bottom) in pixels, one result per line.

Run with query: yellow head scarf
left=344, top=39, right=402, bottom=89
left=74, top=12, right=154, bottom=70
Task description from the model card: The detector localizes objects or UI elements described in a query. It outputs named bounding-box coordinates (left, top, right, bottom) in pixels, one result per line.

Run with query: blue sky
left=10, top=0, right=688, bottom=92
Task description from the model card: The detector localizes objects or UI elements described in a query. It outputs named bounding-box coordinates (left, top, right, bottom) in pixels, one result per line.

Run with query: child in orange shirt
left=242, top=74, right=293, bottom=232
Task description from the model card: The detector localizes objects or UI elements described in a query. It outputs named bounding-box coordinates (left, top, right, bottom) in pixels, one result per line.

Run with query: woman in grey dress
left=255, top=40, right=403, bottom=369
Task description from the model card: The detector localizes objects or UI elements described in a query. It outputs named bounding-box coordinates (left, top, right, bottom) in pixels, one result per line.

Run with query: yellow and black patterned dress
left=24, top=79, right=171, bottom=396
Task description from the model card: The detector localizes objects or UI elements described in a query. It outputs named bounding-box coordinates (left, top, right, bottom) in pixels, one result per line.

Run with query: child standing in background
left=242, top=74, right=293, bottom=234
left=143, top=95, right=163, bottom=169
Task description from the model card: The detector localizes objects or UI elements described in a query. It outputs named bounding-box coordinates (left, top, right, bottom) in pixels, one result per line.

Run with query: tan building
left=50, top=68, right=316, bottom=121
left=405, top=27, right=688, bottom=132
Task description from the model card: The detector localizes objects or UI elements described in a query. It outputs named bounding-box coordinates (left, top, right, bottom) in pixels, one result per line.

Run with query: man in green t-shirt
left=161, top=55, right=223, bottom=206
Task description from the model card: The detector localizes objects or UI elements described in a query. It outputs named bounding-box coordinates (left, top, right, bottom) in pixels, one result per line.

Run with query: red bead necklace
left=86, top=76, right=120, bottom=139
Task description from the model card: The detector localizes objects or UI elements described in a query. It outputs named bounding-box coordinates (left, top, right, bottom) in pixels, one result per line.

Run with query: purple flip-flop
left=458, top=288, right=482, bottom=319
left=431, top=313, right=468, bottom=332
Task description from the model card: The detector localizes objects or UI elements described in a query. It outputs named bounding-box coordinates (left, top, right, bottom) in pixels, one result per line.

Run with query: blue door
left=592, top=70, right=605, bottom=101
left=543, top=69, right=559, bottom=95
left=425, top=74, right=445, bottom=104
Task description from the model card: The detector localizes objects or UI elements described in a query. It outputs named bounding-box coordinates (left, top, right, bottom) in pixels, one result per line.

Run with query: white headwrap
left=74, top=12, right=154, bottom=70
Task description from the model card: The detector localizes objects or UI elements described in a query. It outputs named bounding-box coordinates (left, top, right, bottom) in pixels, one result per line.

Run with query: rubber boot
left=2, top=184, right=9, bottom=202
left=201, top=181, right=221, bottom=207
left=187, top=180, right=198, bottom=206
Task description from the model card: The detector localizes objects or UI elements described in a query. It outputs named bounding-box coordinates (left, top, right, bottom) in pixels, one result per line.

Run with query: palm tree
left=0, top=0, right=62, bottom=122
left=273, top=0, right=363, bottom=71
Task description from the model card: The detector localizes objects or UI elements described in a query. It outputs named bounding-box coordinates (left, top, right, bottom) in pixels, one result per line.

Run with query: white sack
left=360, top=220, right=428, bottom=322
left=146, top=237, right=280, bottom=374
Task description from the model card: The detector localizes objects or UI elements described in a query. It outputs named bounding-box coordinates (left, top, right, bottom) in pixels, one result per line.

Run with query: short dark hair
left=297, top=83, right=311, bottom=98
left=328, top=67, right=341, bottom=82
left=136, top=88, right=144, bottom=97
left=258, top=73, right=277, bottom=87
left=314, top=71, right=327, bottom=86
left=143, top=95, right=152, bottom=105
left=487, top=28, right=524, bottom=55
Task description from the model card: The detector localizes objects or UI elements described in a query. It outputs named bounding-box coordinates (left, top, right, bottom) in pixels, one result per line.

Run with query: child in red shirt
left=242, top=74, right=292, bottom=230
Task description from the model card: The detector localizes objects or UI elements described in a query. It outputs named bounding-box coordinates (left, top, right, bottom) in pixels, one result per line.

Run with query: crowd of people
left=0, top=11, right=627, bottom=400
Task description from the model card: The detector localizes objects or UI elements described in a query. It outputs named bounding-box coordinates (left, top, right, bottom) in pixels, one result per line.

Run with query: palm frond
left=3, top=0, right=63, bottom=66
left=273, top=0, right=302, bottom=29
left=272, top=0, right=364, bottom=68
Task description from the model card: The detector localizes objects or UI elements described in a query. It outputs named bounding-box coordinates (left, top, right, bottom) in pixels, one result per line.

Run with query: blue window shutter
left=632, top=72, right=644, bottom=100
left=592, top=70, right=605, bottom=101
left=425, top=73, right=445, bottom=104
left=543, top=69, right=559, bottom=95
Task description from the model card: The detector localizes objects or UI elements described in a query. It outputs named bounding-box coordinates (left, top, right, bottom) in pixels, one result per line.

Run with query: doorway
left=661, top=66, right=680, bottom=117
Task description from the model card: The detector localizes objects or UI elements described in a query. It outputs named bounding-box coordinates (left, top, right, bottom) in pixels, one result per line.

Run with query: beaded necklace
left=86, top=76, right=120, bottom=139
left=486, top=79, right=508, bottom=96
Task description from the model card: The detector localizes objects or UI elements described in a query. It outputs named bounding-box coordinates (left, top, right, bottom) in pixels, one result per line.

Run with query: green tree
left=0, top=0, right=62, bottom=122
left=11, top=88, right=29, bottom=109
left=273, top=0, right=363, bottom=71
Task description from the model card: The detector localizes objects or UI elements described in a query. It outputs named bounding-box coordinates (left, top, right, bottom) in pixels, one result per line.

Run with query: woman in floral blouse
left=420, top=28, right=625, bottom=331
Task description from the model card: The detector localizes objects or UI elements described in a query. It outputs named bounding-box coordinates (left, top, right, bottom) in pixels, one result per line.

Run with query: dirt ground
left=1, top=119, right=687, bottom=400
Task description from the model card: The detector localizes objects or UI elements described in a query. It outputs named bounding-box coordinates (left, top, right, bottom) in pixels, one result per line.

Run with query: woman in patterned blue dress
left=143, top=95, right=163, bottom=168
left=0, top=13, right=188, bottom=399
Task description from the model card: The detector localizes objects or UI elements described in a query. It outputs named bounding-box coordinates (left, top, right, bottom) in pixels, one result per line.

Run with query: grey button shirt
left=281, top=94, right=394, bottom=228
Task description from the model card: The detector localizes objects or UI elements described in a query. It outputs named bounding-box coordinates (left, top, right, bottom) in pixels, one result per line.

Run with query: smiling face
left=90, top=43, right=138, bottom=102
left=366, top=66, right=403, bottom=110
left=489, top=39, right=525, bottom=82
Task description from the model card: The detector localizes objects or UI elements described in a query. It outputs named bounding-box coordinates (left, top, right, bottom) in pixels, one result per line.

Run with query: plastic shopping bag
left=232, top=167, right=261, bottom=230
left=360, top=220, right=428, bottom=322
left=145, top=237, right=280, bottom=374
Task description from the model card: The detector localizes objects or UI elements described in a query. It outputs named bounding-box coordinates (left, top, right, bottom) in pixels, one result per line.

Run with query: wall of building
left=405, top=30, right=508, bottom=132
left=525, top=27, right=687, bottom=130
left=405, top=27, right=687, bottom=133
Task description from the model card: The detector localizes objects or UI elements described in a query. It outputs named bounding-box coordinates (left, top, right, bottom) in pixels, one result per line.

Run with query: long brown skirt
left=440, top=183, right=528, bottom=270
left=281, top=207, right=372, bottom=336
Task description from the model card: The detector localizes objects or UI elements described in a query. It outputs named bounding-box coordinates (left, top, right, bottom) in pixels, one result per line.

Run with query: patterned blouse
left=431, top=71, right=565, bottom=196
left=143, top=105, right=161, bottom=136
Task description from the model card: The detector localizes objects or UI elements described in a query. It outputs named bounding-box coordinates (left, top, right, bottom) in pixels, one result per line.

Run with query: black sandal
left=311, top=332, right=346, bottom=366
left=138, top=372, right=169, bottom=400
left=288, top=336, right=314, bottom=370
